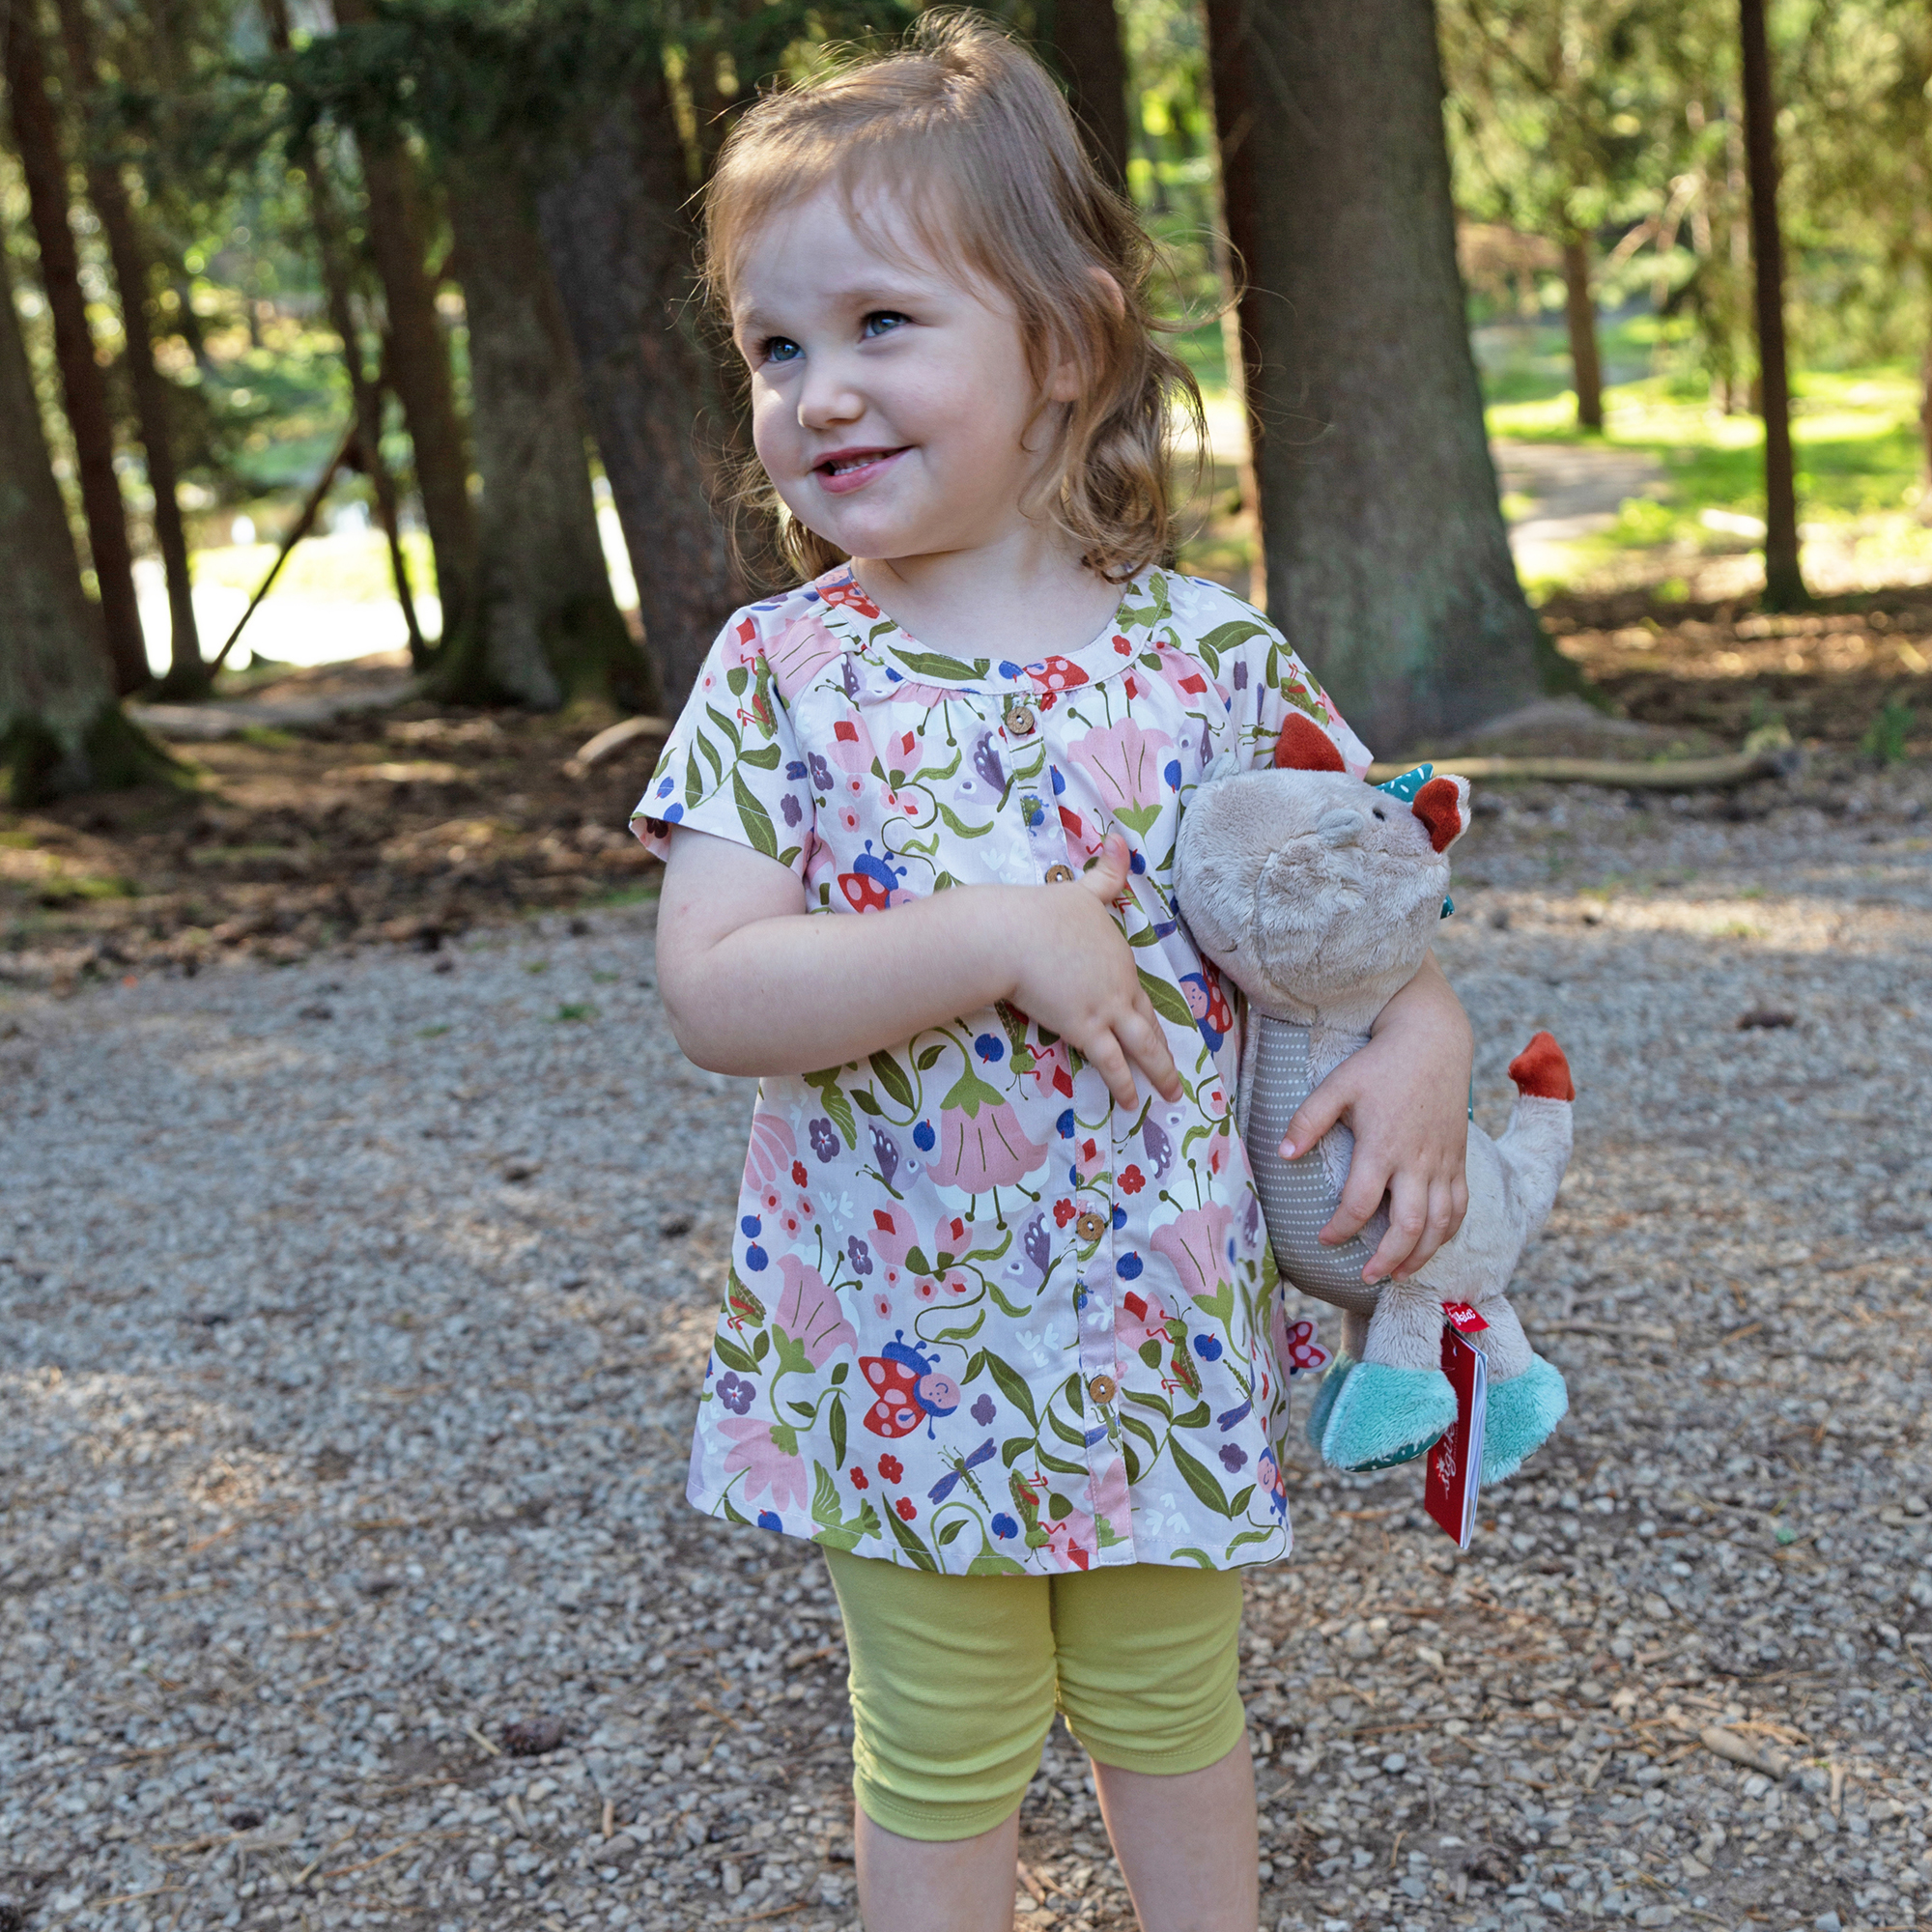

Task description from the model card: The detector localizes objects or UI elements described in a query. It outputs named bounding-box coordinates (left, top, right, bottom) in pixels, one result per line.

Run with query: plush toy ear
left=1508, top=1031, right=1576, bottom=1102
left=1411, top=775, right=1464, bottom=852
left=1273, top=714, right=1347, bottom=772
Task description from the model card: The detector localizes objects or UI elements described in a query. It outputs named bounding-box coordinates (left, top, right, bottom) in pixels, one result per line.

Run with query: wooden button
left=1004, top=703, right=1036, bottom=735
left=1087, top=1373, right=1118, bottom=1406
left=1043, top=863, right=1074, bottom=884
left=1075, top=1210, right=1107, bottom=1242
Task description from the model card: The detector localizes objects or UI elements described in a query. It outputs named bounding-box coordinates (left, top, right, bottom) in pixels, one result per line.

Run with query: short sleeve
left=1219, top=600, right=1373, bottom=778
left=630, top=607, right=815, bottom=876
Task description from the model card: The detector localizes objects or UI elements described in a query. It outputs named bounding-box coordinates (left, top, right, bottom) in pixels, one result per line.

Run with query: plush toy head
left=1176, top=715, right=1471, bottom=1026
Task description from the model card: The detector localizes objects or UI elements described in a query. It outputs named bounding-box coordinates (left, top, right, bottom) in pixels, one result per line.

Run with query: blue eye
left=862, top=311, right=908, bottom=339
left=763, top=336, right=802, bottom=365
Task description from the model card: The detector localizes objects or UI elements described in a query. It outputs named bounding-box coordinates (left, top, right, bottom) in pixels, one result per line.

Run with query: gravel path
left=3, top=769, right=1929, bottom=1932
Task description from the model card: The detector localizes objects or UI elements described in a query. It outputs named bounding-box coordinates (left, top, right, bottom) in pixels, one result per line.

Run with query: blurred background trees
left=3, top=0, right=1928, bottom=796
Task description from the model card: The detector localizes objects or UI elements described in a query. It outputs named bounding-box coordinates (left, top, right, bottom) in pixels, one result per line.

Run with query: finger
left=1280, top=1068, right=1354, bottom=1161
left=1122, top=997, right=1182, bottom=1102
left=1087, top=1029, right=1142, bottom=1114
left=1078, top=831, right=1132, bottom=904
left=1444, top=1174, right=1469, bottom=1242
left=1358, top=1170, right=1428, bottom=1282
left=1392, top=1177, right=1459, bottom=1279
left=1319, top=1148, right=1390, bottom=1248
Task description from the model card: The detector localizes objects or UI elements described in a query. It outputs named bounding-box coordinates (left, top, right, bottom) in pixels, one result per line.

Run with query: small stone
left=297, top=1002, right=333, bottom=1021
left=501, top=1158, right=539, bottom=1182
left=501, top=1715, right=567, bottom=1756
left=226, top=1808, right=264, bottom=1831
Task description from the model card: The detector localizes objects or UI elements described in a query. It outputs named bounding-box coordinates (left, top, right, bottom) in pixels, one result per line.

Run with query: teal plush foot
left=1479, top=1354, right=1569, bottom=1485
left=1319, top=1362, right=1458, bottom=1473
left=1303, top=1355, right=1355, bottom=1454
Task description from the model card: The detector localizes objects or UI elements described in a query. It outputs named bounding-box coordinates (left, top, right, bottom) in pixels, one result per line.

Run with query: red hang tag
left=1424, top=1323, right=1488, bottom=1549
left=1440, top=1299, right=1490, bottom=1335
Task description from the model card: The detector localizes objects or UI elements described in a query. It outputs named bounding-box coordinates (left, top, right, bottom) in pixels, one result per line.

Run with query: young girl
left=637, top=17, right=1473, bottom=1929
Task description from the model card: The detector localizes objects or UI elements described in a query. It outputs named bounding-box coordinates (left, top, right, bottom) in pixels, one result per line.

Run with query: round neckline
left=800, top=563, right=1166, bottom=692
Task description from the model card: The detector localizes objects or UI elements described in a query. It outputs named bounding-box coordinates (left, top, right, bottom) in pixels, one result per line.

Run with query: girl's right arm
left=655, top=826, right=1181, bottom=1112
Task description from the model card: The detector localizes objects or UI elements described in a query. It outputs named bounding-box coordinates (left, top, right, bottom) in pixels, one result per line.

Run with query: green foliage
left=1861, top=697, right=1917, bottom=765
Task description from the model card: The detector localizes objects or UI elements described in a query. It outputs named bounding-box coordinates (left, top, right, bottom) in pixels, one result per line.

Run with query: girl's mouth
left=813, top=447, right=907, bottom=495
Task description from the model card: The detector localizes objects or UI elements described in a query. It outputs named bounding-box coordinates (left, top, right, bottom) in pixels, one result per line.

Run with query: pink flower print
left=1151, top=644, right=1211, bottom=706
left=934, top=1102, right=1049, bottom=1194
left=781, top=1206, right=804, bottom=1240
left=828, top=714, right=881, bottom=780
left=1150, top=1203, right=1236, bottom=1305
left=764, top=611, right=843, bottom=702
left=943, top=1272, right=970, bottom=1296
left=932, top=1210, right=969, bottom=1259
left=916, top=1280, right=936, bottom=1301
left=871, top=1291, right=892, bottom=1321
left=1119, top=1286, right=1168, bottom=1351
left=1065, top=719, right=1175, bottom=837
left=719, top=1415, right=809, bottom=1512
left=1054, top=1508, right=1096, bottom=1571
left=743, top=1114, right=798, bottom=1191
left=867, top=1205, right=919, bottom=1269
left=774, top=1255, right=859, bottom=1366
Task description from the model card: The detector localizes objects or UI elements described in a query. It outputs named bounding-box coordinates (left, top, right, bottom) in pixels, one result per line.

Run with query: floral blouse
left=633, top=565, right=1370, bottom=1577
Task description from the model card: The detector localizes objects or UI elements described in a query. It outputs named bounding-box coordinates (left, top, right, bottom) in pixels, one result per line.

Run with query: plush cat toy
left=1174, top=715, right=1574, bottom=1483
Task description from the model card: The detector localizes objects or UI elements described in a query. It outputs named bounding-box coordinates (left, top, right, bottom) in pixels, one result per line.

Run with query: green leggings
left=824, top=1549, right=1247, bottom=1842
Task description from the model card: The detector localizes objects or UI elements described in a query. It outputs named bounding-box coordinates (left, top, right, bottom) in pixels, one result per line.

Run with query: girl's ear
left=1045, top=269, right=1126, bottom=403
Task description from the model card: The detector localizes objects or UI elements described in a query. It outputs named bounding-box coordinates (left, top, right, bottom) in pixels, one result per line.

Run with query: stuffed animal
left=1174, top=715, right=1574, bottom=1483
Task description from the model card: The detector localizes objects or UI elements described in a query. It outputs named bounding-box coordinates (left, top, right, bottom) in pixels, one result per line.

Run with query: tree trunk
left=534, top=70, right=745, bottom=712
left=1204, top=0, right=1545, bottom=753
left=0, top=244, right=169, bottom=804
left=334, top=0, right=477, bottom=649
left=438, top=156, right=649, bottom=713
left=1048, top=0, right=1133, bottom=196
left=52, top=0, right=204, bottom=696
left=1561, top=231, right=1604, bottom=433
left=4, top=0, right=147, bottom=695
left=1738, top=0, right=1805, bottom=610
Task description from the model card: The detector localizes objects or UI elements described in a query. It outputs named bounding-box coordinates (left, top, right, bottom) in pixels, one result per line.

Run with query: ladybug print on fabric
left=838, top=841, right=913, bottom=913
left=861, top=1331, right=964, bottom=1439
left=1179, top=967, right=1234, bottom=1052
left=1279, top=1318, right=1330, bottom=1378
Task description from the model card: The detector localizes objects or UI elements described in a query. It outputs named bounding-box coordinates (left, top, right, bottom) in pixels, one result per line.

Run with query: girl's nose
left=796, top=355, right=864, bottom=430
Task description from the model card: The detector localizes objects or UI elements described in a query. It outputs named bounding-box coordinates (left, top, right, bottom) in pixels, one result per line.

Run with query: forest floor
left=3, top=634, right=1931, bottom=1932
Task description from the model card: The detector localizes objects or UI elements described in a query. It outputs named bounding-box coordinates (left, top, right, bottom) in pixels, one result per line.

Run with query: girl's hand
left=1277, top=954, right=1472, bottom=1282
left=1004, top=833, right=1182, bottom=1113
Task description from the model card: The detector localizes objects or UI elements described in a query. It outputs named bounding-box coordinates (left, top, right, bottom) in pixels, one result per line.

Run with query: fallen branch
left=1699, top=1724, right=1792, bottom=1778
left=1369, top=744, right=1801, bottom=791
left=129, top=676, right=425, bottom=742
left=207, top=417, right=359, bottom=677
left=563, top=714, right=671, bottom=779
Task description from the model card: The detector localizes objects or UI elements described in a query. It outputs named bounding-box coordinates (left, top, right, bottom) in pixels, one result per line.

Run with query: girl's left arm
left=1277, top=952, right=1473, bottom=1282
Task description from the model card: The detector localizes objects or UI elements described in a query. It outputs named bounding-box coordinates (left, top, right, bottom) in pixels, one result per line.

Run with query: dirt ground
left=4, top=599, right=1929, bottom=998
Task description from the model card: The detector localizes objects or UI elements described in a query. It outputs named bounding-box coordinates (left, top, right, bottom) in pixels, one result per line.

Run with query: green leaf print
left=894, top=648, right=992, bottom=682
left=905, top=1246, right=932, bottom=1277
left=713, top=1333, right=758, bottom=1376
left=1137, top=969, right=1199, bottom=1033
left=1170, top=1547, right=1215, bottom=1567
left=1230, top=1484, right=1255, bottom=1516
left=805, top=1069, right=858, bottom=1150
left=810, top=1463, right=844, bottom=1526
left=1226, top=1527, right=1277, bottom=1555
left=939, top=1063, right=1003, bottom=1119
left=936, top=803, right=994, bottom=839
left=1168, top=1439, right=1234, bottom=1517
left=1172, top=1400, right=1211, bottom=1431
left=1001, top=1435, right=1033, bottom=1466
left=1194, top=619, right=1271, bottom=675
left=1047, top=1407, right=1091, bottom=1450
left=769, top=1421, right=800, bottom=1456
left=830, top=1394, right=847, bottom=1471
left=868, top=1049, right=916, bottom=1112
left=726, top=666, right=750, bottom=696
left=884, top=1505, right=939, bottom=1571
left=684, top=751, right=703, bottom=810
left=705, top=703, right=744, bottom=753
left=851, top=1089, right=882, bottom=1118
left=932, top=1310, right=986, bottom=1346
left=1121, top=1439, right=1143, bottom=1483
left=915, top=1042, right=947, bottom=1071
left=984, top=1356, right=1038, bottom=1427
left=696, top=730, right=724, bottom=781
left=732, top=770, right=777, bottom=858
left=740, top=742, right=781, bottom=770
left=935, top=1518, right=968, bottom=1547
left=1037, top=1445, right=1086, bottom=1478
left=967, top=1550, right=1027, bottom=1577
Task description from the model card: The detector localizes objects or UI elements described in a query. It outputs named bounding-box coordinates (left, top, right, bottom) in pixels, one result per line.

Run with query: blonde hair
left=701, top=10, right=1203, bottom=585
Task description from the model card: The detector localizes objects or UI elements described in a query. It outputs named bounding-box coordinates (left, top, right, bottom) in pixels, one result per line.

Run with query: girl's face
left=730, top=185, right=1073, bottom=569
